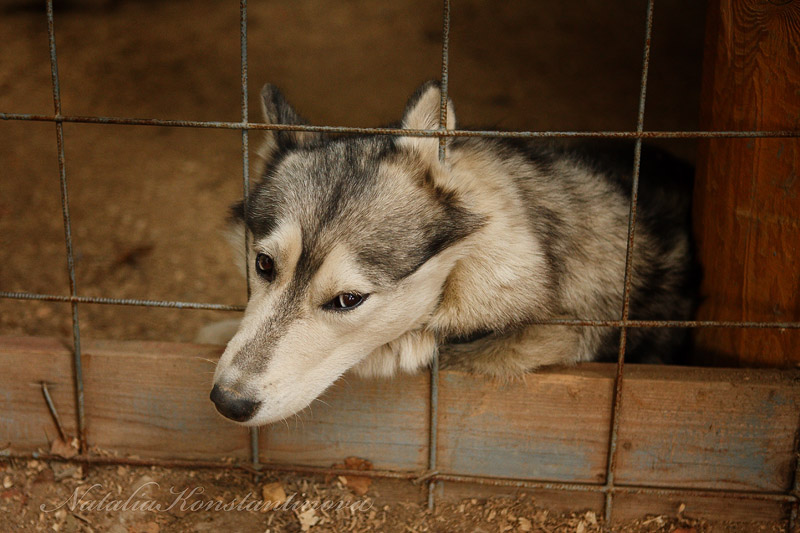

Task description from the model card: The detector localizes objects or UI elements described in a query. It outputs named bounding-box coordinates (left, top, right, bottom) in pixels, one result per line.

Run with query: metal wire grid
left=2, top=0, right=800, bottom=527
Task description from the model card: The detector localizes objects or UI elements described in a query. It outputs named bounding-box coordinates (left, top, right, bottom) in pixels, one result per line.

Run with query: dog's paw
left=351, top=329, right=437, bottom=378
left=195, top=319, right=242, bottom=345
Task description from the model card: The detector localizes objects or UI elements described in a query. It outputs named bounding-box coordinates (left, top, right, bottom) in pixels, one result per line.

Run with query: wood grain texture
left=436, top=365, right=615, bottom=483
left=261, top=373, right=430, bottom=471
left=1, top=336, right=798, bottom=509
left=0, top=337, right=77, bottom=451
left=693, top=0, right=800, bottom=366
left=81, top=339, right=251, bottom=460
left=614, top=365, right=800, bottom=492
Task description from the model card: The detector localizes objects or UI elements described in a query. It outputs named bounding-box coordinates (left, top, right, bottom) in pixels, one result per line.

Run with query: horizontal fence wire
left=0, top=291, right=246, bottom=311
left=1, top=451, right=796, bottom=505
left=2, top=291, right=800, bottom=329
left=2, top=290, right=799, bottom=330
left=2, top=112, right=799, bottom=139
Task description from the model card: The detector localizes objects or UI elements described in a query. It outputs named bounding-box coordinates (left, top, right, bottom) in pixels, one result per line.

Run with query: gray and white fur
left=207, top=81, right=699, bottom=426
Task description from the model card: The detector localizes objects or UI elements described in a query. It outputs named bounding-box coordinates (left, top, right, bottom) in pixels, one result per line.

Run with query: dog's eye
left=326, top=292, right=368, bottom=311
left=255, top=253, right=275, bottom=281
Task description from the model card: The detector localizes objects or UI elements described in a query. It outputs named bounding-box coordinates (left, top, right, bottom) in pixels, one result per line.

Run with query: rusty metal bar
left=4, top=291, right=800, bottom=329
left=0, top=291, right=245, bottom=311
left=239, top=0, right=252, bottom=304
left=238, top=0, right=260, bottom=474
left=41, top=382, right=68, bottom=443
left=2, top=112, right=798, bottom=139
left=427, top=0, right=451, bottom=512
left=603, top=0, right=655, bottom=523
left=45, top=0, right=86, bottom=456
left=436, top=0, right=451, bottom=162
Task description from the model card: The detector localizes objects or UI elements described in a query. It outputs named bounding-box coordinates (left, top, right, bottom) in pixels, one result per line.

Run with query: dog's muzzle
left=210, top=384, right=261, bottom=423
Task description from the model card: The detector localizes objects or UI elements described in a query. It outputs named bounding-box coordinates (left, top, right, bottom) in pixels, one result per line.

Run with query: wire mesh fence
left=1, top=0, right=799, bottom=527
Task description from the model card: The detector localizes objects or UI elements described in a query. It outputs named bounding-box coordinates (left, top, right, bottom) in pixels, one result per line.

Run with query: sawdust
left=0, top=460, right=786, bottom=533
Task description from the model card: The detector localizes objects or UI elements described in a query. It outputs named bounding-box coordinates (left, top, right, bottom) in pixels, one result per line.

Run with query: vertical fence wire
left=238, top=0, right=260, bottom=471
left=427, top=0, right=451, bottom=512
left=46, top=0, right=86, bottom=454
left=603, top=0, right=656, bottom=523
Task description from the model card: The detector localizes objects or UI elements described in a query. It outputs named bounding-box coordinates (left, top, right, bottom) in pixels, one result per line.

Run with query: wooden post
left=693, top=0, right=800, bottom=367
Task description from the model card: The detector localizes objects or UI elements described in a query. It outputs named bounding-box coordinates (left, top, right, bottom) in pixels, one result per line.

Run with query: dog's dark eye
left=326, top=292, right=368, bottom=311
left=255, top=253, right=275, bottom=281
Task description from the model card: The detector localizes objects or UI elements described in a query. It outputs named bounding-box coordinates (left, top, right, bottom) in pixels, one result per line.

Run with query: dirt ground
left=0, top=459, right=785, bottom=533
left=3, top=1, right=787, bottom=531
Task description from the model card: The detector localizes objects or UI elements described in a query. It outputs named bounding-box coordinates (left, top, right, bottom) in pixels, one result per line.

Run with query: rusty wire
left=2, top=111, right=798, bottom=139
left=237, top=0, right=262, bottom=475
left=45, top=0, right=86, bottom=456
left=1, top=0, right=798, bottom=528
left=603, top=0, right=654, bottom=522
left=427, top=0, right=451, bottom=512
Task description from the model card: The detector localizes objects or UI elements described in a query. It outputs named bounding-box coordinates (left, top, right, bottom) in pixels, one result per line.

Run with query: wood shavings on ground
left=328, top=457, right=374, bottom=496
left=0, top=460, right=787, bottom=533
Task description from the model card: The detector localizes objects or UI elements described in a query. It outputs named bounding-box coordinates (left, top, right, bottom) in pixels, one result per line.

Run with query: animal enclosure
left=1, top=0, right=799, bottom=531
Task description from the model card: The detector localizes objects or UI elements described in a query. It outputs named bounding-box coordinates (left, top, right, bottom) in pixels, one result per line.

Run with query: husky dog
left=208, top=81, right=698, bottom=425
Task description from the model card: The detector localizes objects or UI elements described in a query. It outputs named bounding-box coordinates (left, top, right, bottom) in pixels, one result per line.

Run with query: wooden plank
left=80, top=339, right=251, bottom=460
left=261, top=373, right=430, bottom=471
left=693, top=0, right=800, bottom=366
left=0, top=337, right=77, bottom=451
left=1, top=337, right=798, bottom=500
left=436, top=364, right=615, bottom=483
left=615, top=365, right=800, bottom=492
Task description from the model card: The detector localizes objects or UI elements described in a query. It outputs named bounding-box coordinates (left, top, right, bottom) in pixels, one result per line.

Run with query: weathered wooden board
left=437, top=365, right=615, bottom=483
left=79, top=339, right=251, bottom=460
left=615, top=365, right=800, bottom=492
left=1, top=335, right=799, bottom=521
left=0, top=337, right=78, bottom=450
left=261, top=372, right=430, bottom=471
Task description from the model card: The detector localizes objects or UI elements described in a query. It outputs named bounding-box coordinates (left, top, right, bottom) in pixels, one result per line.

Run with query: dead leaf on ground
left=329, top=456, right=373, bottom=496
left=50, top=437, right=78, bottom=459
left=261, top=481, right=287, bottom=511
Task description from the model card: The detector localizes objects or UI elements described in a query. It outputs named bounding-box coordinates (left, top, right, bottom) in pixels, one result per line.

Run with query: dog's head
left=210, top=82, right=483, bottom=425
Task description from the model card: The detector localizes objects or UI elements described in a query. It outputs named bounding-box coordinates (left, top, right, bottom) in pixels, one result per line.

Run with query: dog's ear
left=258, top=84, right=321, bottom=162
left=399, top=81, right=456, bottom=162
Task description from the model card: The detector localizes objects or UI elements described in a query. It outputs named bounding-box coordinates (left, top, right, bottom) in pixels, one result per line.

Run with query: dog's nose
left=210, top=384, right=261, bottom=422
